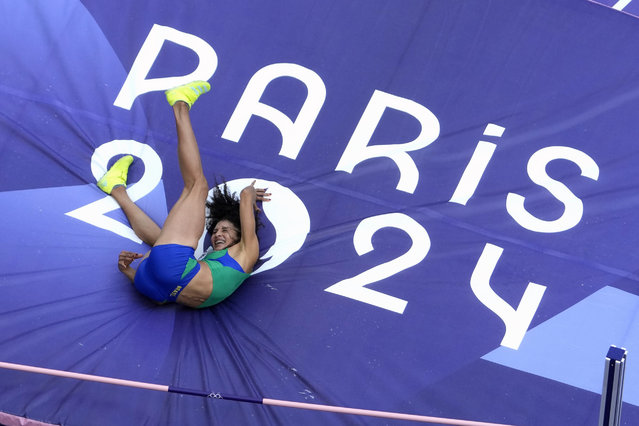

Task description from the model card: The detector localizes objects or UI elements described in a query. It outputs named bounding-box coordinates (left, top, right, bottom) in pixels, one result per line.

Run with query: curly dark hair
left=205, top=183, right=261, bottom=237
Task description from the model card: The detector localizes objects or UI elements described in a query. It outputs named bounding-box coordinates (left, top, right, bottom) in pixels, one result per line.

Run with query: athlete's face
left=211, top=219, right=240, bottom=250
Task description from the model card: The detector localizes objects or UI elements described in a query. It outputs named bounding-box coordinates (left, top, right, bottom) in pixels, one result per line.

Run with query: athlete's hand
left=118, top=250, right=144, bottom=272
left=242, top=180, right=271, bottom=213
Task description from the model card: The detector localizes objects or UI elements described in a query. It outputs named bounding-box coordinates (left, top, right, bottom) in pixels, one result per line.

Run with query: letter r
left=335, top=90, right=440, bottom=193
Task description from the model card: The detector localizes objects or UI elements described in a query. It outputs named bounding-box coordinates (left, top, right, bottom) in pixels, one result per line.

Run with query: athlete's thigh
left=154, top=183, right=207, bottom=248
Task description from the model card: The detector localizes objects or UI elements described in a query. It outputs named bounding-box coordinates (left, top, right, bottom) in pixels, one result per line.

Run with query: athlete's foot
left=165, top=81, right=210, bottom=109
left=97, top=155, right=133, bottom=194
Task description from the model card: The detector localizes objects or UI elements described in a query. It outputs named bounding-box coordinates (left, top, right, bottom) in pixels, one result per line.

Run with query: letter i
left=449, top=123, right=505, bottom=205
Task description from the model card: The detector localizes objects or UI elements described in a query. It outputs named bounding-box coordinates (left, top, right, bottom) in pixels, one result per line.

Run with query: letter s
left=506, top=146, right=599, bottom=233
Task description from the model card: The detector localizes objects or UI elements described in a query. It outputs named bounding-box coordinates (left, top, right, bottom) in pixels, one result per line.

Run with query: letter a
left=222, top=63, right=326, bottom=159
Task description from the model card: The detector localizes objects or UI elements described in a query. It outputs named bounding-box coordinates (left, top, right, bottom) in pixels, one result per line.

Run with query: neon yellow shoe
left=97, top=155, right=133, bottom=194
left=165, top=80, right=211, bottom=109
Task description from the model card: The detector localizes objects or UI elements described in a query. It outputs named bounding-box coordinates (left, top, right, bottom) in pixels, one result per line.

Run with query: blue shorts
left=134, top=244, right=201, bottom=303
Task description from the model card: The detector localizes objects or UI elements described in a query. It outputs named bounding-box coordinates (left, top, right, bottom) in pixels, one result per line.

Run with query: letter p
left=114, top=24, right=218, bottom=110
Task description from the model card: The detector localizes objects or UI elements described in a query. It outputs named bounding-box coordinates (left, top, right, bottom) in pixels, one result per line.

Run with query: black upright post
left=598, top=345, right=627, bottom=426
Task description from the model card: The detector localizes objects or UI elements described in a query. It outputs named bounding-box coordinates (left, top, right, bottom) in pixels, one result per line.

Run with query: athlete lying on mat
left=96, top=81, right=270, bottom=308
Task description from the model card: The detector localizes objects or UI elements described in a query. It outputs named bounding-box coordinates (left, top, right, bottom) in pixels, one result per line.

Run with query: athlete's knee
left=185, top=175, right=209, bottom=197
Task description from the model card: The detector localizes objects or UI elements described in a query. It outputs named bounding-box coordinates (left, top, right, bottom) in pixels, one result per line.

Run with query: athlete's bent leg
left=111, top=187, right=162, bottom=246
left=97, top=155, right=161, bottom=246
